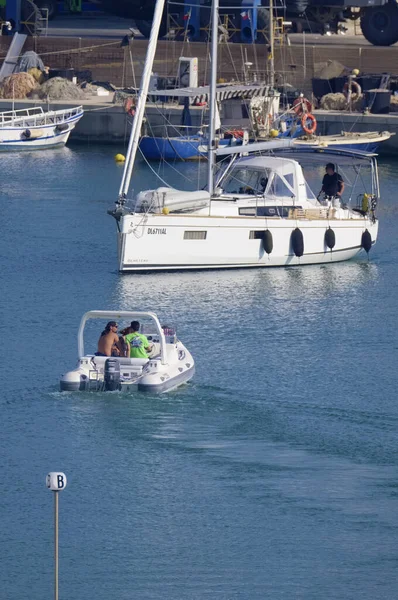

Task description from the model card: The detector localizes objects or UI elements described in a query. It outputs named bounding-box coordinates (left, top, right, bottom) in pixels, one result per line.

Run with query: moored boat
left=0, top=105, right=83, bottom=150
left=139, top=132, right=244, bottom=160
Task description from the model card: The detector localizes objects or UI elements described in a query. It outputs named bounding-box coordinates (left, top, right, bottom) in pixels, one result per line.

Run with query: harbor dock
left=1, top=97, right=398, bottom=154
left=2, top=28, right=398, bottom=154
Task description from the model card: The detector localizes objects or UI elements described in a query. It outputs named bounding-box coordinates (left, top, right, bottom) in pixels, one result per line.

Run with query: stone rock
left=314, top=60, right=348, bottom=80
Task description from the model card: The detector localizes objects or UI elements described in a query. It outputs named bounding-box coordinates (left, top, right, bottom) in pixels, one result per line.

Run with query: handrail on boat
left=77, top=310, right=167, bottom=365
left=0, top=105, right=83, bottom=127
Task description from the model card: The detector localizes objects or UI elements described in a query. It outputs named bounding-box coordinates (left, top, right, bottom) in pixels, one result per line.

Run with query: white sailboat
left=108, top=0, right=379, bottom=272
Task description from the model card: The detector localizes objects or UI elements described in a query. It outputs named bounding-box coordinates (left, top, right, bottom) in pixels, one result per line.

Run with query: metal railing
left=0, top=105, right=83, bottom=127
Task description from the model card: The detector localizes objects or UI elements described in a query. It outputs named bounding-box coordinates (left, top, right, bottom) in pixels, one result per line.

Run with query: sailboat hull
left=285, top=130, right=392, bottom=154
left=116, top=213, right=378, bottom=271
left=139, top=135, right=241, bottom=160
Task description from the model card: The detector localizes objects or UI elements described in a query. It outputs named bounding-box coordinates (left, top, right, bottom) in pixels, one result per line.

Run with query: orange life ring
left=293, top=97, right=312, bottom=116
left=301, top=113, right=317, bottom=135
left=343, top=80, right=362, bottom=101
left=124, top=97, right=136, bottom=117
left=194, top=101, right=207, bottom=107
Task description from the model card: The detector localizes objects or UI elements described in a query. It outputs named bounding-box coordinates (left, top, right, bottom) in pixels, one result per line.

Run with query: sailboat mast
left=269, top=0, right=275, bottom=89
left=118, top=0, right=166, bottom=200
left=207, top=0, right=219, bottom=196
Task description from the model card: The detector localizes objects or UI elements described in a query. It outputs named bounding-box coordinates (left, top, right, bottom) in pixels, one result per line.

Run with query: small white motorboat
left=0, top=105, right=83, bottom=150
left=60, top=310, right=195, bottom=393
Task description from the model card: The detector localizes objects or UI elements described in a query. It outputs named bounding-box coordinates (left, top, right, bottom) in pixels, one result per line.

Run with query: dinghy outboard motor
left=104, top=358, right=120, bottom=391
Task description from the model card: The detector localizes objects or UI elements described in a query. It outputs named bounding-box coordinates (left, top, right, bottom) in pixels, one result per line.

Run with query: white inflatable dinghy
left=60, top=310, right=195, bottom=393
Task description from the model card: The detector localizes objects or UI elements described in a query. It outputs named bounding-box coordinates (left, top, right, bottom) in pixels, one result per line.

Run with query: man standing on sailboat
left=320, top=163, right=345, bottom=198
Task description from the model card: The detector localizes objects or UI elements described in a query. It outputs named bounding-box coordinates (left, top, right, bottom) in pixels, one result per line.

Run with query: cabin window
left=239, top=207, right=256, bottom=216
left=239, top=206, right=301, bottom=217
left=285, top=173, right=294, bottom=188
left=305, top=182, right=317, bottom=200
left=249, top=231, right=264, bottom=239
left=269, top=175, right=294, bottom=197
left=257, top=206, right=285, bottom=217
left=240, top=206, right=301, bottom=217
left=184, top=231, right=207, bottom=240
left=222, top=168, right=270, bottom=195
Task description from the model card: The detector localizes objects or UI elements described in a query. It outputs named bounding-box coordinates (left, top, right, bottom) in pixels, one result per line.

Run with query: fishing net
left=28, top=67, right=45, bottom=84
left=320, top=93, right=363, bottom=112
left=30, top=77, right=87, bottom=100
left=0, top=72, right=37, bottom=99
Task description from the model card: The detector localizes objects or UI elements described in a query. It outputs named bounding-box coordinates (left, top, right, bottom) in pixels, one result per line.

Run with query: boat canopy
left=77, top=310, right=167, bottom=364
left=148, top=83, right=275, bottom=103
left=216, top=142, right=378, bottom=164
left=272, top=147, right=378, bottom=167
left=219, top=156, right=309, bottom=203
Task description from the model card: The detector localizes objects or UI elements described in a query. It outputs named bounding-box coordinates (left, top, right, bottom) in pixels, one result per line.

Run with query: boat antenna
left=207, top=0, right=219, bottom=196
left=117, top=0, right=166, bottom=204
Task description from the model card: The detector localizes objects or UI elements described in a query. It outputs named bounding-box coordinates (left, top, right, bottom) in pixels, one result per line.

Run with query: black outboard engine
left=104, top=358, right=120, bottom=391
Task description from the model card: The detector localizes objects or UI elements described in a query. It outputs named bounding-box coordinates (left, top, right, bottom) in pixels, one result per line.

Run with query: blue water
left=1, top=145, right=397, bottom=600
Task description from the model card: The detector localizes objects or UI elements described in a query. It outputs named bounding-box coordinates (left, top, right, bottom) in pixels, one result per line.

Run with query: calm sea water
left=1, top=145, right=397, bottom=600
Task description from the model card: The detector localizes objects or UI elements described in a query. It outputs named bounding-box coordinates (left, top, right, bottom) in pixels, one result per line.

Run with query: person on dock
left=124, top=321, right=153, bottom=359
left=95, top=321, right=120, bottom=357
left=319, top=163, right=345, bottom=199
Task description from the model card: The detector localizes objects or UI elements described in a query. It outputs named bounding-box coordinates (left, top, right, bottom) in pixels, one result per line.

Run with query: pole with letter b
left=46, top=472, right=67, bottom=600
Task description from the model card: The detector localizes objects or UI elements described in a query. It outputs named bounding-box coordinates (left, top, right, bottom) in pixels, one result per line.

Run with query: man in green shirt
left=124, top=321, right=152, bottom=359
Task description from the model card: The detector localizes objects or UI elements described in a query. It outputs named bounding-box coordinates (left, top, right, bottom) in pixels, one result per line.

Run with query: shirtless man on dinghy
left=95, top=321, right=120, bottom=356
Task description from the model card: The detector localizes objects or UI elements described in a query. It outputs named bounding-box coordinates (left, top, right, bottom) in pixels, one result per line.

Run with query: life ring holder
left=343, top=80, right=362, bottom=101
left=292, top=97, right=312, bottom=116
left=124, top=97, right=136, bottom=117
left=256, top=113, right=273, bottom=127
left=301, top=113, right=317, bottom=135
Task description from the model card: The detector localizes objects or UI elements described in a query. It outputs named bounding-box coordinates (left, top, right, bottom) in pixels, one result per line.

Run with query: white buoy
left=46, top=472, right=67, bottom=600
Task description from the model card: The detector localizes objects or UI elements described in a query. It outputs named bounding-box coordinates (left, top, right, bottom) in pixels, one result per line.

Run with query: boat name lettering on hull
left=147, top=228, right=167, bottom=235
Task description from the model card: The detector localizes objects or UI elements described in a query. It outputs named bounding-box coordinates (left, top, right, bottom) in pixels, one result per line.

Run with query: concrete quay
left=2, top=34, right=398, bottom=92
left=1, top=98, right=398, bottom=155
left=0, top=97, right=207, bottom=145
